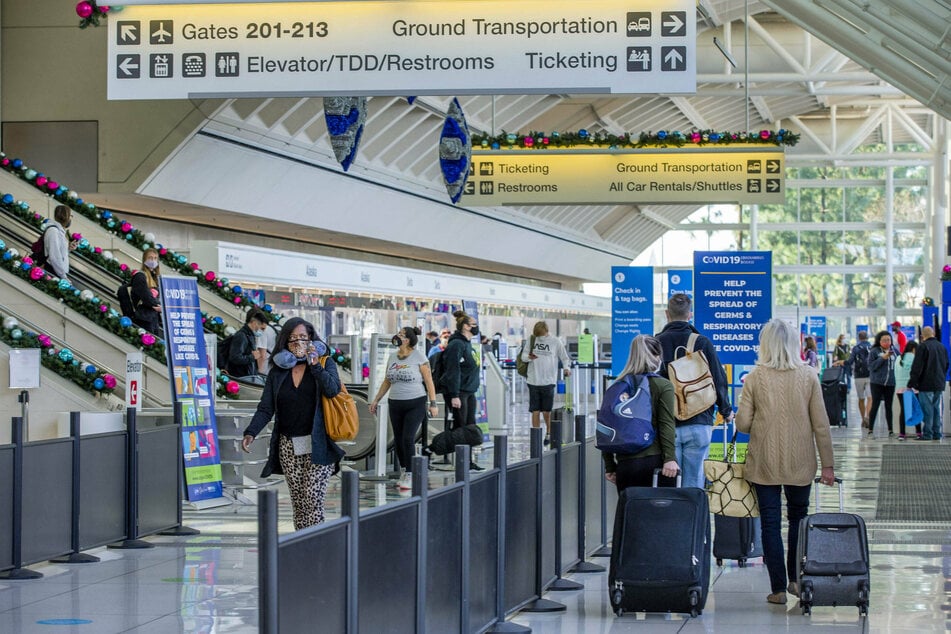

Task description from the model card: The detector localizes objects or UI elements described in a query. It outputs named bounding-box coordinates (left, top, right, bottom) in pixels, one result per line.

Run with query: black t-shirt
left=276, top=371, right=317, bottom=437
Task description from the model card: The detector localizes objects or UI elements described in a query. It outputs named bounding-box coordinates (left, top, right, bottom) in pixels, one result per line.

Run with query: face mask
left=144, top=259, right=159, bottom=270
left=469, top=326, right=480, bottom=337
left=392, top=335, right=402, bottom=347
left=273, top=350, right=303, bottom=369
left=254, top=329, right=264, bottom=339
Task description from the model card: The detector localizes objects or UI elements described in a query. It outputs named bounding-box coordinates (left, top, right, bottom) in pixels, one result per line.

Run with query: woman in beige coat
left=735, top=319, right=836, bottom=606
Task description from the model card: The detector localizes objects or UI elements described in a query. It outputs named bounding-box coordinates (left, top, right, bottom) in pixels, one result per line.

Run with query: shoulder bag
left=318, top=356, right=360, bottom=442
left=703, top=431, right=759, bottom=517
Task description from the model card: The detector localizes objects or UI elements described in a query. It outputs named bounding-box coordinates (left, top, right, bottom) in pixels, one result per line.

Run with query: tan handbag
left=318, top=356, right=359, bottom=442
left=704, top=435, right=759, bottom=517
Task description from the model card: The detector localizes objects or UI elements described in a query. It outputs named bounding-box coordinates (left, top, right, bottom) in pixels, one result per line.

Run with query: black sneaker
left=469, top=461, right=484, bottom=471
left=543, top=436, right=550, bottom=447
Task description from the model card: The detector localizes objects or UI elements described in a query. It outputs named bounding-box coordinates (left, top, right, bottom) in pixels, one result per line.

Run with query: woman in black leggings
left=867, top=330, right=898, bottom=438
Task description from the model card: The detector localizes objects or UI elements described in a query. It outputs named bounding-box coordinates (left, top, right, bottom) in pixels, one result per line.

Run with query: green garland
left=472, top=128, right=799, bottom=150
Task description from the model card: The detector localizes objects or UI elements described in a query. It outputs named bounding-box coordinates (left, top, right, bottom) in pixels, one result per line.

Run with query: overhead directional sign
left=106, top=0, right=695, bottom=100
left=463, top=148, right=786, bottom=205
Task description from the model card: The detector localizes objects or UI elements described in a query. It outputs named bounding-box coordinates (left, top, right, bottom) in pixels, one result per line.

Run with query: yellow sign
left=463, top=148, right=785, bottom=205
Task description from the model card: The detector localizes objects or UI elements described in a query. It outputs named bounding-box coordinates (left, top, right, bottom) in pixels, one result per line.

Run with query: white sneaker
left=397, top=473, right=413, bottom=491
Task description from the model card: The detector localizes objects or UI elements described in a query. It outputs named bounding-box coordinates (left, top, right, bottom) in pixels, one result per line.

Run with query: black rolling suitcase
left=427, top=424, right=483, bottom=456
left=713, top=514, right=762, bottom=567
left=821, top=366, right=848, bottom=427
left=796, top=477, right=870, bottom=616
left=609, top=470, right=711, bottom=617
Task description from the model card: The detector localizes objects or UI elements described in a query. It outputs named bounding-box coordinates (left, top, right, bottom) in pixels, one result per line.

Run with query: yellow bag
left=703, top=438, right=759, bottom=517
left=319, top=356, right=359, bottom=442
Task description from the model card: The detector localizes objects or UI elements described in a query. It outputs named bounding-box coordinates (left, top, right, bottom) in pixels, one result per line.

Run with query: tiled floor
left=1, top=392, right=949, bottom=633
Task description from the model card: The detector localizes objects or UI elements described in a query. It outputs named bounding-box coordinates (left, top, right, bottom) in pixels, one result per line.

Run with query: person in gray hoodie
left=520, top=321, right=572, bottom=444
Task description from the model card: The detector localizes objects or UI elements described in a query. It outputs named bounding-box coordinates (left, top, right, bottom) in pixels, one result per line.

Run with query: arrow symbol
left=766, top=159, right=780, bottom=172
left=663, top=13, right=684, bottom=34
left=766, top=179, right=780, bottom=192
left=120, top=23, right=137, bottom=42
left=118, top=57, right=139, bottom=75
left=664, top=48, right=683, bottom=69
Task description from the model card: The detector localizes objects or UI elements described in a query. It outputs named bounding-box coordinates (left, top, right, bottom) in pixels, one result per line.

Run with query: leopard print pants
left=278, top=435, right=334, bottom=530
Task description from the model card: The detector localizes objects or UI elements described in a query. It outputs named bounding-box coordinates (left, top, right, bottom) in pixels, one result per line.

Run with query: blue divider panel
left=359, top=503, right=419, bottom=633
left=560, top=443, right=581, bottom=569
left=22, top=440, right=72, bottom=564
left=138, top=426, right=180, bottom=535
left=79, top=433, right=127, bottom=550
left=0, top=445, right=12, bottom=570
left=279, top=525, right=347, bottom=632
left=426, top=485, right=464, bottom=633
left=468, top=473, right=500, bottom=629
left=504, top=463, right=538, bottom=611
left=541, top=452, right=557, bottom=588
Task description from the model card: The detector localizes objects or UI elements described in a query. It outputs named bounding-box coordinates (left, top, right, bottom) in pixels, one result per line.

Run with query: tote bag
left=704, top=434, right=759, bottom=518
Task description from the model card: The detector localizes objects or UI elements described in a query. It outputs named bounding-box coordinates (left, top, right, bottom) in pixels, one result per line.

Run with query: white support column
left=931, top=118, right=949, bottom=300
left=749, top=204, right=758, bottom=250
left=885, top=112, right=895, bottom=325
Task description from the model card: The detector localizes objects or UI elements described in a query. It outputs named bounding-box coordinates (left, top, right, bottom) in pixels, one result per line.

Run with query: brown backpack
left=667, top=333, right=717, bottom=420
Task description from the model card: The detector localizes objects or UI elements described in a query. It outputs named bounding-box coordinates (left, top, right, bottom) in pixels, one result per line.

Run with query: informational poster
left=161, top=276, right=223, bottom=502
left=8, top=348, right=41, bottom=389
left=667, top=269, right=693, bottom=298
left=803, top=315, right=827, bottom=369
left=610, top=266, right=653, bottom=377
left=693, top=251, right=772, bottom=433
left=577, top=334, right=595, bottom=364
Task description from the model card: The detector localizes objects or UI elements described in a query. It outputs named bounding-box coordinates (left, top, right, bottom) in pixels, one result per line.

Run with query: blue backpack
left=596, top=374, right=656, bottom=454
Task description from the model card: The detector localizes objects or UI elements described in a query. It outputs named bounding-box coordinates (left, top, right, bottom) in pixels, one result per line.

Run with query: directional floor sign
left=463, top=148, right=786, bottom=205
left=107, top=0, right=695, bottom=99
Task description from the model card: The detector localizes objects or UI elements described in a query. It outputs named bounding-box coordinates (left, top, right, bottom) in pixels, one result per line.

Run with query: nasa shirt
left=520, top=335, right=571, bottom=386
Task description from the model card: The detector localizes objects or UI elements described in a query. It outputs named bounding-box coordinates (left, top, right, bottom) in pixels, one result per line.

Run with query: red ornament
left=204, top=271, right=216, bottom=282
left=226, top=381, right=240, bottom=394
left=76, top=1, right=93, bottom=18
left=35, top=176, right=48, bottom=187
left=690, top=132, right=701, bottom=143
left=760, top=130, right=771, bottom=140
left=47, top=181, right=58, bottom=190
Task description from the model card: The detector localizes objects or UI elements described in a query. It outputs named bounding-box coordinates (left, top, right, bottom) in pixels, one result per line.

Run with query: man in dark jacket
left=229, top=309, right=269, bottom=385
left=655, top=293, right=733, bottom=489
left=846, top=331, right=873, bottom=428
left=907, top=326, right=949, bottom=441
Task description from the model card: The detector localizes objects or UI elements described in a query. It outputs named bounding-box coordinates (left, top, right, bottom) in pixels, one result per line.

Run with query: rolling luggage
left=427, top=424, right=483, bottom=456
left=796, top=477, right=870, bottom=616
left=609, top=470, right=711, bottom=617
left=821, top=366, right=848, bottom=427
left=713, top=514, right=762, bottom=567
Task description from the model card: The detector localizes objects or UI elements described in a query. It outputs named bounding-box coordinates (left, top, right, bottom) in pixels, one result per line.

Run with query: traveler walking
left=908, top=326, right=948, bottom=441
left=520, top=320, right=571, bottom=445
left=846, top=331, right=873, bottom=427
left=893, top=340, right=921, bottom=440
left=867, top=330, right=899, bottom=438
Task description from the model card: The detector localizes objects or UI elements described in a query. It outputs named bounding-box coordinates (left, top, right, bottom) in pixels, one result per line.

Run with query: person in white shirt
left=520, top=321, right=572, bottom=444
left=45, top=205, right=77, bottom=281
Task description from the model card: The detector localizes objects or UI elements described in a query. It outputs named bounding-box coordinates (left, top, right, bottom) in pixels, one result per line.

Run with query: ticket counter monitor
left=599, top=340, right=612, bottom=363
left=566, top=336, right=579, bottom=361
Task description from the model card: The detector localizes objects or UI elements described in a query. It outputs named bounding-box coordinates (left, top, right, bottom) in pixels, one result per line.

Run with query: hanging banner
left=610, top=266, right=653, bottom=377
left=125, top=352, right=144, bottom=411
left=693, top=251, right=772, bottom=412
left=161, top=275, right=224, bottom=502
left=667, top=269, right=693, bottom=298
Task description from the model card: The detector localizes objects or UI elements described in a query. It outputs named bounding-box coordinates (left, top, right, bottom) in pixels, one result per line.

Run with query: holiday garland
left=0, top=153, right=283, bottom=326
left=1, top=313, right=118, bottom=396
left=75, top=1, right=121, bottom=29
left=471, top=128, right=799, bottom=150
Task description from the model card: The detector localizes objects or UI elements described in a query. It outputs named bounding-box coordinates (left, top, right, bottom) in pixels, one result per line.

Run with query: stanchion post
left=413, top=456, right=428, bottom=634
left=50, top=412, right=99, bottom=564
left=455, top=444, right=472, bottom=633
left=548, top=419, right=582, bottom=591
left=340, top=470, right=360, bottom=634
left=520, top=427, right=566, bottom=612
left=258, top=489, right=279, bottom=634
left=109, top=408, right=153, bottom=549
left=571, top=414, right=606, bottom=571
left=159, top=406, right=199, bottom=536
left=0, top=417, right=42, bottom=579
left=485, top=436, right=530, bottom=634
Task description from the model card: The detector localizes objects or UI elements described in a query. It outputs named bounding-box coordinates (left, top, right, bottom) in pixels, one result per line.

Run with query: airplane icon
left=150, top=20, right=173, bottom=45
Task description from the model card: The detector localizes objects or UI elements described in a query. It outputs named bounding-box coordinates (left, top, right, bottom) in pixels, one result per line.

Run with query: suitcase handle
left=813, top=476, right=845, bottom=512
left=652, top=467, right=682, bottom=488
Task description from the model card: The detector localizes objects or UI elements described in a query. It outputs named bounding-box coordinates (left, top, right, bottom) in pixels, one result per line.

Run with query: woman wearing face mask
left=439, top=311, right=484, bottom=469
left=131, top=248, right=163, bottom=336
left=241, top=317, right=344, bottom=530
left=368, top=326, right=439, bottom=491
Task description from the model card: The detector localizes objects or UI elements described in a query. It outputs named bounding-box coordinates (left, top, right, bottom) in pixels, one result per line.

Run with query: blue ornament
left=126, top=234, right=133, bottom=240
left=578, top=129, right=589, bottom=138
left=2, top=252, right=12, bottom=261
left=1, top=194, right=13, bottom=205
left=10, top=328, right=23, bottom=340
left=72, top=360, right=79, bottom=367
left=56, top=187, right=65, bottom=196
left=85, top=364, right=97, bottom=374
left=177, top=255, right=187, bottom=265
left=91, top=296, right=99, bottom=304
left=76, top=198, right=83, bottom=206
left=107, top=220, right=116, bottom=228
left=213, top=316, right=223, bottom=325
left=21, top=262, right=31, bottom=271
left=108, top=309, right=119, bottom=318
left=657, top=131, right=668, bottom=140
left=19, top=202, right=29, bottom=211
left=79, top=238, right=89, bottom=249
left=73, top=289, right=81, bottom=296
left=119, top=316, right=133, bottom=328
left=93, top=378, right=105, bottom=390
left=58, top=348, right=73, bottom=362
left=102, top=210, right=112, bottom=219
left=0, top=239, right=5, bottom=250
left=709, top=133, right=720, bottom=142
left=232, top=285, right=242, bottom=294
left=58, top=279, right=72, bottom=291
left=491, top=142, right=500, bottom=150
left=12, top=159, right=22, bottom=168
left=220, top=278, right=229, bottom=285
left=264, top=304, right=273, bottom=313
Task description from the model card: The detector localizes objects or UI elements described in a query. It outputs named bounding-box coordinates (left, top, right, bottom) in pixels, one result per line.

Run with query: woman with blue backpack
left=601, top=335, right=679, bottom=491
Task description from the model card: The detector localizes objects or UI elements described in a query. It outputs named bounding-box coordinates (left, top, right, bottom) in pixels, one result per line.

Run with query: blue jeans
left=754, top=483, right=811, bottom=594
left=919, top=391, right=943, bottom=440
left=675, top=424, right=712, bottom=489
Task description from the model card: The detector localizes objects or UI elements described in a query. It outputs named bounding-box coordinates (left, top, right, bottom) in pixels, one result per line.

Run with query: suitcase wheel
left=802, top=603, right=812, bottom=616
left=611, top=588, right=624, bottom=616
left=716, top=558, right=723, bottom=566
left=689, top=589, right=701, bottom=617
left=738, top=558, right=747, bottom=568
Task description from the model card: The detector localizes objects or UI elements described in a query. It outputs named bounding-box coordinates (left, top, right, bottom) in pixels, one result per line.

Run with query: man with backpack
left=655, top=293, right=733, bottom=490
left=846, top=330, right=873, bottom=428
left=33, top=205, right=76, bottom=282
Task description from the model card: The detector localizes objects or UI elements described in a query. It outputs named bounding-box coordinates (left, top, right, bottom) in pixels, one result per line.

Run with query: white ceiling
left=187, top=1, right=949, bottom=283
